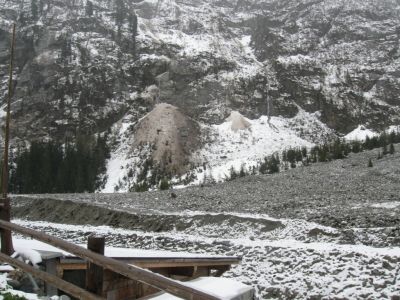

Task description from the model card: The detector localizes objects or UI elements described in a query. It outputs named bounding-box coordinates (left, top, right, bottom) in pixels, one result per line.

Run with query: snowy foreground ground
left=11, top=216, right=400, bottom=299
left=10, top=147, right=400, bottom=299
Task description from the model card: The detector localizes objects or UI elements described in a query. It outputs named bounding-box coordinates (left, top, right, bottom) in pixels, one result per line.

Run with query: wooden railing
left=0, top=220, right=220, bottom=300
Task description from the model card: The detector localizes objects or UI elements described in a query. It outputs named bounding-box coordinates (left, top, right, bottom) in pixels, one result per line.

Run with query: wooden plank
left=60, top=260, right=236, bottom=269
left=0, top=221, right=220, bottom=300
left=0, top=252, right=104, bottom=300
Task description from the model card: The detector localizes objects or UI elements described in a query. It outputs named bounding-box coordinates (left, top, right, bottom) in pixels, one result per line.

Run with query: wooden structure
left=0, top=220, right=246, bottom=300
left=46, top=249, right=238, bottom=299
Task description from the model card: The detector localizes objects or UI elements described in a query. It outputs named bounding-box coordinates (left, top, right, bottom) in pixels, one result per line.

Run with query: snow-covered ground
left=344, top=125, right=378, bottom=141
left=190, top=110, right=331, bottom=184
left=12, top=215, right=400, bottom=299
left=345, top=124, right=400, bottom=142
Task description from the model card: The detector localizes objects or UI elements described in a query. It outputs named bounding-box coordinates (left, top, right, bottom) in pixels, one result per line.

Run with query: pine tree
left=282, top=150, right=287, bottom=162
left=351, top=141, right=362, bottom=153
left=159, top=177, right=170, bottom=190
left=228, top=166, right=238, bottom=181
left=85, top=0, right=93, bottom=16
left=377, top=152, right=383, bottom=160
left=259, top=158, right=268, bottom=174
left=318, top=145, right=328, bottom=162
left=134, top=180, right=149, bottom=192
left=310, top=146, right=318, bottom=163
left=239, top=164, right=246, bottom=177
left=19, top=12, right=26, bottom=26
left=364, top=135, right=372, bottom=150
left=383, top=143, right=388, bottom=155
left=269, top=155, right=280, bottom=174
left=31, top=0, right=38, bottom=20
left=300, top=147, right=306, bottom=159
left=286, top=148, right=296, bottom=165
left=390, top=143, right=395, bottom=154
left=39, top=0, right=44, bottom=14
left=115, top=0, right=126, bottom=26
left=368, top=158, right=373, bottom=168
left=332, top=139, right=344, bottom=159
left=295, top=149, right=303, bottom=162
left=379, top=132, right=388, bottom=147
left=128, top=13, right=138, bottom=56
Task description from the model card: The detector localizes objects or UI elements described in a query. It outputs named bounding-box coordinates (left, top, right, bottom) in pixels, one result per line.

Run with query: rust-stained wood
left=0, top=252, right=105, bottom=300
left=0, top=220, right=221, bottom=300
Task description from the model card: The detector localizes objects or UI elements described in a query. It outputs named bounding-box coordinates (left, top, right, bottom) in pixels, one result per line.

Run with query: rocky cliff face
left=0, top=0, right=399, bottom=190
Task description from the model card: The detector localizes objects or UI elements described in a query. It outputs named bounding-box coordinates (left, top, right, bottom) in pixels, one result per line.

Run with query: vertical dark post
left=86, top=236, right=105, bottom=296
left=0, top=24, right=16, bottom=256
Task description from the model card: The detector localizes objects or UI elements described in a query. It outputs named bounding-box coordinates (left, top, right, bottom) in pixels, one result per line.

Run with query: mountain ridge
left=0, top=0, right=399, bottom=190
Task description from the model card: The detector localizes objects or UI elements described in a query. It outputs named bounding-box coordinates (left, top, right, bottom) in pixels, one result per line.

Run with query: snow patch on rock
left=191, top=110, right=330, bottom=184
left=344, top=125, right=378, bottom=141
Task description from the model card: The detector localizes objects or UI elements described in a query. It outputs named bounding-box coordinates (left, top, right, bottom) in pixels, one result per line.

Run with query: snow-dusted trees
left=115, top=0, right=126, bottom=26
left=8, top=135, right=110, bottom=193
left=85, top=0, right=93, bottom=16
left=128, top=13, right=138, bottom=56
left=31, top=0, right=38, bottom=20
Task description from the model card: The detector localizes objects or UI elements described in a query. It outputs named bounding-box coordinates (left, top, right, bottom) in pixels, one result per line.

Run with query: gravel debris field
left=11, top=146, right=400, bottom=299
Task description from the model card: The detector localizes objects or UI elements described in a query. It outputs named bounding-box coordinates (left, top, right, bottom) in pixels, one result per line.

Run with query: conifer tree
left=301, top=147, right=307, bottom=158
left=351, top=141, right=362, bottom=153
left=383, top=143, right=388, bottom=155
left=228, top=166, right=238, bottom=181
left=31, top=0, right=38, bottom=20
left=128, top=13, right=138, bottom=55
left=364, top=136, right=372, bottom=150
left=239, top=164, right=246, bottom=177
left=159, top=177, right=170, bottom=190
left=390, top=143, right=395, bottom=154
left=85, top=0, right=93, bottom=16
left=377, top=151, right=383, bottom=160
left=318, top=145, right=328, bottom=162
left=115, top=0, right=125, bottom=26
left=368, top=158, right=373, bottom=167
left=269, top=155, right=280, bottom=174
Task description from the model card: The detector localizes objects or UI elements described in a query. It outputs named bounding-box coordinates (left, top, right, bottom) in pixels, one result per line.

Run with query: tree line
left=3, top=135, right=110, bottom=194
left=225, top=129, right=400, bottom=180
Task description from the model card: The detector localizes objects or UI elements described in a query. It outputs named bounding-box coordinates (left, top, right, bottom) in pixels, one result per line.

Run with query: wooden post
left=0, top=23, right=16, bottom=256
left=86, top=236, right=105, bottom=296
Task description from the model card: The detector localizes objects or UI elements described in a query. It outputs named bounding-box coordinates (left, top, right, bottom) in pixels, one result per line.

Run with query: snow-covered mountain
left=0, top=0, right=399, bottom=191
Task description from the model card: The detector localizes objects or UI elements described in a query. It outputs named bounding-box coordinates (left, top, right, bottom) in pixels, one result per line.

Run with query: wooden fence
left=0, top=220, right=221, bottom=300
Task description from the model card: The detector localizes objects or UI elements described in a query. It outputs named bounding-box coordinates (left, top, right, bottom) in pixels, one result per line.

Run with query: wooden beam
left=0, top=221, right=220, bottom=300
left=0, top=252, right=105, bottom=300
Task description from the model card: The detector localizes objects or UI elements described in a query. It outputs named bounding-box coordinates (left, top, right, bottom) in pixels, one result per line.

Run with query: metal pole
left=0, top=23, right=16, bottom=255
